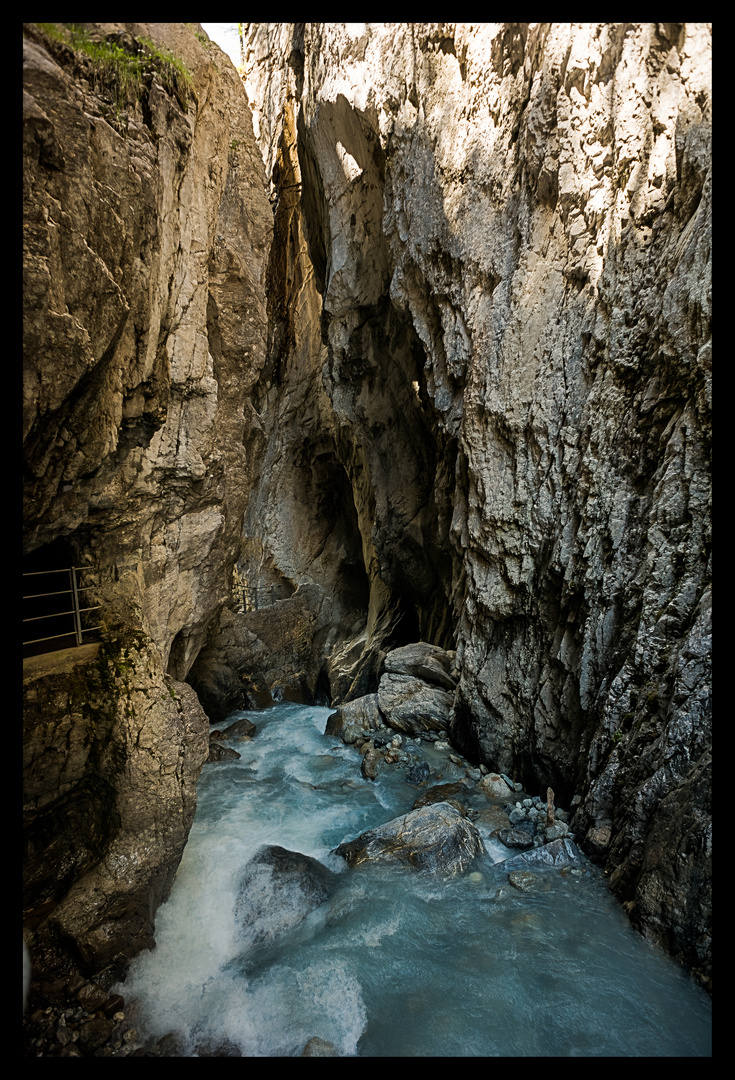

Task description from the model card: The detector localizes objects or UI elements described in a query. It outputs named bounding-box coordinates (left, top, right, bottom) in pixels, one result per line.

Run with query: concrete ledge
left=23, top=643, right=101, bottom=683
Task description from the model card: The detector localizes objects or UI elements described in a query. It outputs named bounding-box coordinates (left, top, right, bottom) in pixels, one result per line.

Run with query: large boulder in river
left=383, top=642, right=457, bottom=692
left=220, top=715, right=257, bottom=739
left=335, top=802, right=485, bottom=877
left=377, top=673, right=454, bottom=737
left=325, top=693, right=385, bottom=744
left=234, top=846, right=339, bottom=954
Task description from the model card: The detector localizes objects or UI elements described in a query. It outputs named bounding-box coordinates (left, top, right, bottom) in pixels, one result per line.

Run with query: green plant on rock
left=33, top=23, right=194, bottom=113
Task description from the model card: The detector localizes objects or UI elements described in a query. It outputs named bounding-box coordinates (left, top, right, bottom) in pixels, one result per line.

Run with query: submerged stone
left=508, top=871, right=544, bottom=893
left=406, top=761, right=431, bottom=785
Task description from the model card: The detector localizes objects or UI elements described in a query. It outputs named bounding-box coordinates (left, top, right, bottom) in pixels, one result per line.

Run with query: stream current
left=118, top=702, right=712, bottom=1057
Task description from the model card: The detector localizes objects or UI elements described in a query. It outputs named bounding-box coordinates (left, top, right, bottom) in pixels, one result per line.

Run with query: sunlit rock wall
left=241, top=22, right=711, bottom=987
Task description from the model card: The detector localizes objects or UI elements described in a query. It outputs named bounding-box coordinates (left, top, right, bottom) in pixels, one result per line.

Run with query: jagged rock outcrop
left=23, top=21, right=271, bottom=983
left=240, top=23, right=711, bottom=987
left=23, top=21, right=271, bottom=675
left=23, top=632, right=209, bottom=979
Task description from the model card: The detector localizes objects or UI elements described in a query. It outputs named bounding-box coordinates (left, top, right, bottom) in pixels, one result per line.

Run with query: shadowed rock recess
left=23, top=20, right=711, bottom=998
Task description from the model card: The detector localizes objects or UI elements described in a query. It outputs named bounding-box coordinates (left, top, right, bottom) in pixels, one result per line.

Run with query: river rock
left=504, top=838, right=584, bottom=871
left=325, top=693, right=384, bottom=744
left=360, top=746, right=382, bottom=780
left=412, top=781, right=469, bottom=809
left=508, top=871, right=546, bottom=894
left=478, top=773, right=515, bottom=799
left=300, top=1036, right=340, bottom=1057
left=234, top=846, right=338, bottom=953
left=543, top=822, right=572, bottom=842
left=406, top=761, right=431, bottom=785
left=335, top=802, right=485, bottom=877
left=220, top=716, right=257, bottom=739
left=207, top=742, right=241, bottom=763
left=383, top=642, right=457, bottom=692
left=377, top=673, right=454, bottom=737
left=475, top=805, right=513, bottom=832
left=497, top=828, right=535, bottom=849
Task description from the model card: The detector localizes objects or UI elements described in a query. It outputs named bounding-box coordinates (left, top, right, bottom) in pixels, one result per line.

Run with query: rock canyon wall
left=235, top=21, right=712, bottom=988
left=23, top=21, right=272, bottom=980
left=23, top=22, right=711, bottom=992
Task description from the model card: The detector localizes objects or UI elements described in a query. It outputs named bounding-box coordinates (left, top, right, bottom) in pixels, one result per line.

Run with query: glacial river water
left=118, top=702, right=712, bottom=1057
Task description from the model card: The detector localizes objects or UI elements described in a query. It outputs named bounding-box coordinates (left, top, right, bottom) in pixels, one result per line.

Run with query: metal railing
left=23, top=566, right=102, bottom=649
left=239, top=584, right=278, bottom=611
left=235, top=584, right=298, bottom=612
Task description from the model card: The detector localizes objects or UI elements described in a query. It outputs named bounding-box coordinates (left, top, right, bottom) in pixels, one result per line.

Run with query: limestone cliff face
left=24, top=21, right=271, bottom=674
left=23, top=22, right=271, bottom=979
left=240, top=23, right=711, bottom=986
left=23, top=21, right=712, bottom=993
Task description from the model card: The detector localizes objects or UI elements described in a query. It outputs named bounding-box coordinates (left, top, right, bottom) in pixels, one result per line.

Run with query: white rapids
left=116, top=702, right=712, bottom=1057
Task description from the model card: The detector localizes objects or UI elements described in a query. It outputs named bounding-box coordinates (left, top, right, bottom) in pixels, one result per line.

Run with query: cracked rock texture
left=23, top=22, right=271, bottom=981
left=23, top=21, right=711, bottom=995
left=240, top=22, right=711, bottom=988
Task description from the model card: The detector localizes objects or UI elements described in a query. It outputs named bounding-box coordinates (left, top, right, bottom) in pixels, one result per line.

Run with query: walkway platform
left=23, top=642, right=101, bottom=684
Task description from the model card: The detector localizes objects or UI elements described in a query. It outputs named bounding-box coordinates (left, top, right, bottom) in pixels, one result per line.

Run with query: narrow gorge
left=23, top=21, right=711, bottom=1053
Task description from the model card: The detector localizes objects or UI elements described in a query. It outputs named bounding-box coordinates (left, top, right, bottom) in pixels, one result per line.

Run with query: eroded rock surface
left=241, top=22, right=711, bottom=987
left=23, top=633, right=209, bottom=978
left=336, top=802, right=485, bottom=877
left=23, top=20, right=270, bottom=984
left=23, top=20, right=711, bottom=996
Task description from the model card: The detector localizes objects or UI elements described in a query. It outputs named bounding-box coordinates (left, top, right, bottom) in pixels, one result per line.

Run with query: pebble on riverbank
left=22, top=975, right=178, bottom=1058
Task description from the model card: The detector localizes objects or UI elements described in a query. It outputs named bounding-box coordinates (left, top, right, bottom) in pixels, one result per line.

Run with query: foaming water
left=118, top=703, right=711, bottom=1057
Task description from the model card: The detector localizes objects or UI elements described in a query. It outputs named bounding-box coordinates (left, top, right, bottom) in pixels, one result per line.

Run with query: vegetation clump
left=33, top=23, right=194, bottom=113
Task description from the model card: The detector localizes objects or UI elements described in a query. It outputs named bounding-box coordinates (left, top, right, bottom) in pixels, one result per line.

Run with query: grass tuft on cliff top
left=33, top=23, right=194, bottom=112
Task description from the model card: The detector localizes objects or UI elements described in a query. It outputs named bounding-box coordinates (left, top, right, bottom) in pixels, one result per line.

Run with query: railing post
left=69, top=566, right=83, bottom=646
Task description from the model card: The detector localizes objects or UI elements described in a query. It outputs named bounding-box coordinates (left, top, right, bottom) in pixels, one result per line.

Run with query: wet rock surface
left=234, top=845, right=339, bottom=958
left=24, top=18, right=711, bottom=1002
left=241, top=22, right=712, bottom=986
left=336, top=802, right=486, bottom=877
